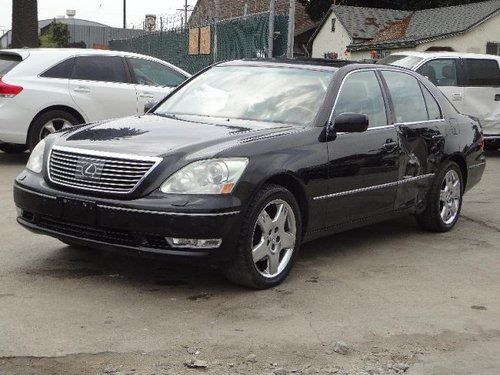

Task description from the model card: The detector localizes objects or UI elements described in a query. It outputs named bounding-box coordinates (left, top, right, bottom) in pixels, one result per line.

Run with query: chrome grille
left=48, top=147, right=161, bottom=194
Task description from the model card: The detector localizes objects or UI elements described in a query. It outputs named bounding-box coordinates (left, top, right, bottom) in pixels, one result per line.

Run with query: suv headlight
left=160, top=158, right=248, bottom=195
left=26, top=139, right=46, bottom=174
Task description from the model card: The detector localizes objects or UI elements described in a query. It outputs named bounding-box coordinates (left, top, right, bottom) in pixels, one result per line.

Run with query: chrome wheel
left=252, top=199, right=297, bottom=278
left=39, top=118, right=73, bottom=140
left=439, top=169, right=461, bottom=225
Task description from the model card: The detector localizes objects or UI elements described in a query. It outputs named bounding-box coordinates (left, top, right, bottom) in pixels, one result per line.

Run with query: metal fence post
left=268, top=0, right=276, bottom=58
left=287, top=0, right=295, bottom=58
left=214, top=0, right=221, bottom=62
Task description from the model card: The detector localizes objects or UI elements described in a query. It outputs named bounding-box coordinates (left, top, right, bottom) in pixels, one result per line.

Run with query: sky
left=0, top=0, right=197, bottom=33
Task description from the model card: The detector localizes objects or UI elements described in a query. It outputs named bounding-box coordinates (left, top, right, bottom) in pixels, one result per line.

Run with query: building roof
left=349, top=0, right=500, bottom=51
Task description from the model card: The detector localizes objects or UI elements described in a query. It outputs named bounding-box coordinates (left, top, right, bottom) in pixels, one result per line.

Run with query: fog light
left=166, top=237, right=222, bottom=249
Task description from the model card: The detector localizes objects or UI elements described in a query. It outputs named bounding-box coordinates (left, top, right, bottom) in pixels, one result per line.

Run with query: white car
left=379, top=52, right=500, bottom=149
left=0, top=49, right=190, bottom=153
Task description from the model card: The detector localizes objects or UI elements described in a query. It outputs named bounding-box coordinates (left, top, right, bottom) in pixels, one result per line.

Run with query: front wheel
left=416, top=161, right=463, bottom=232
left=222, top=184, right=302, bottom=289
left=28, top=110, right=80, bottom=151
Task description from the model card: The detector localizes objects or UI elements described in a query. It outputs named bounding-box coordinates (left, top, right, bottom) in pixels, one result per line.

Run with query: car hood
left=53, top=114, right=299, bottom=158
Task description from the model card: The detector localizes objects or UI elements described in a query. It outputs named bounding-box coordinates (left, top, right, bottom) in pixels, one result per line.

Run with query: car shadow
left=28, top=215, right=424, bottom=293
left=0, top=151, right=29, bottom=165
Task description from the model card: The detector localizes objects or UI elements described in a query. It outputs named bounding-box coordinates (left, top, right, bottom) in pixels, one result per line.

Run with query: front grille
left=48, top=147, right=161, bottom=194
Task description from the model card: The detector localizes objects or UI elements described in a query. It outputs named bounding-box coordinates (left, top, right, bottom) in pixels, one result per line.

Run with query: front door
left=324, top=70, right=400, bottom=227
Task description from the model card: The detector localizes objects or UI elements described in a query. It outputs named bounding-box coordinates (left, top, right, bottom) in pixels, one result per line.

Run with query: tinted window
left=463, top=59, right=500, bottom=86
left=420, top=84, right=442, bottom=120
left=417, top=59, right=458, bottom=86
left=129, top=58, right=186, bottom=87
left=334, top=71, right=388, bottom=128
left=0, top=54, right=22, bottom=76
left=382, top=71, right=428, bottom=123
left=41, top=57, right=75, bottom=79
left=72, top=56, right=128, bottom=83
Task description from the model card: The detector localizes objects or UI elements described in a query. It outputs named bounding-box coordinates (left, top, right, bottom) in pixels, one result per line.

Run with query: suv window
left=0, top=54, right=22, bottom=76
left=72, top=56, right=128, bottom=83
left=417, top=59, right=458, bottom=87
left=41, top=57, right=75, bottom=79
left=463, top=59, right=500, bottom=86
left=382, top=71, right=428, bottom=123
left=334, top=71, right=388, bottom=128
left=420, top=84, right=443, bottom=120
left=129, top=58, right=186, bottom=87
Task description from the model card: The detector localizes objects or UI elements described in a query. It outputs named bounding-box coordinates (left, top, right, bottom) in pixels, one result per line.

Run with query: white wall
left=351, top=13, right=500, bottom=60
left=312, top=12, right=353, bottom=59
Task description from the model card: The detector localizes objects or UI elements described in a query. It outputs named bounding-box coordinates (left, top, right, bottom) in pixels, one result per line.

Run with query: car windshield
left=155, top=65, right=335, bottom=125
left=378, top=55, right=423, bottom=69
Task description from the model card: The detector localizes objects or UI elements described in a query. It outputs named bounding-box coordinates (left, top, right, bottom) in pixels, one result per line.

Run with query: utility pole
left=123, top=0, right=127, bottom=29
left=214, top=0, right=221, bottom=62
left=177, top=0, right=192, bottom=28
left=286, top=0, right=295, bottom=58
left=267, top=0, right=276, bottom=58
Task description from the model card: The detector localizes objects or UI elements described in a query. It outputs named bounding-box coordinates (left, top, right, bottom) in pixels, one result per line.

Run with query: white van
left=379, top=52, right=500, bottom=149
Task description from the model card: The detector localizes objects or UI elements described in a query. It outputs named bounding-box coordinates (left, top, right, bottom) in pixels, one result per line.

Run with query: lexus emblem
left=82, top=163, right=98, bottom=178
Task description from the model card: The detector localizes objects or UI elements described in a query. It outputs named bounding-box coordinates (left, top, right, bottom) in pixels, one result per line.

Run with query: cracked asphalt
left=0, top=151, right=499, bottom=375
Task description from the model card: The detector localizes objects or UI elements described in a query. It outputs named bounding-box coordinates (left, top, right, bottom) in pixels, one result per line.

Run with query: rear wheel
left=222, top=184, right=302, bottom=289
left=0, top=143, right=28, bottom=154
left=28, top=110, right=80, bottom=151
left=416, top=161, right=463, bottom=232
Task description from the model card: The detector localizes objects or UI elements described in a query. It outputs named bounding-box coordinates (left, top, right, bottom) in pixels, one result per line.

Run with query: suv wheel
left=28, top=110, right=80, bottom=151
left=222, top=184, right=302, bottom=289
left=0, top=143, right=28, bottom=154
left=416, top=161, right=463, bottom=232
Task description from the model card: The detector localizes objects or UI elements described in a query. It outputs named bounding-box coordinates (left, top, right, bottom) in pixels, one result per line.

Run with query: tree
left=11, top=0, right=39, bottom=48
left=39, top=21, right=69, bottom=48
left=298, top=0, right=488, bottom=21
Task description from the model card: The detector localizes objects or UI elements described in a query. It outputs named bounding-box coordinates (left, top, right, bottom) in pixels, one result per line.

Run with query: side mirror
left=144, top=101, right=158, bottom=114
left=333, top=113, right=369, bottom=133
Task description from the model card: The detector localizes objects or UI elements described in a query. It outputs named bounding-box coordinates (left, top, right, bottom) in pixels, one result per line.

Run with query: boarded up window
left=200, top=26, right=211, bottom=55
left=189, top=26, right=211, bottom=55
left=189, top=28, right=200, bottom=55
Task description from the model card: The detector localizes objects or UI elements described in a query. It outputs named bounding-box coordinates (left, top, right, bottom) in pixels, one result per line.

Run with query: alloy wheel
left=251, top=199, right=297, bottom=278
left=439, top=169, right=461, bottom=225
left=39, top=118, right=73, bottom=140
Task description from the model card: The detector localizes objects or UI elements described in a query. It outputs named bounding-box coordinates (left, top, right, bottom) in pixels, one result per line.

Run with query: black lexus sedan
left=14, top=59, right=485, bottom=289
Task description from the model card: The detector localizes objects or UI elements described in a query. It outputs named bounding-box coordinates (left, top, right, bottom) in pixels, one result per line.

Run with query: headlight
left=160, top=158, right=248, bottom=195
left=26, top=139, right=46, bottom=174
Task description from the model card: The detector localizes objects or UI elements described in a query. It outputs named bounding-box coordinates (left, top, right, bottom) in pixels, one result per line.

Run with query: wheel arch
left=27, top=105, right=86, bottom=142
left=446, top=153, right=468, bottom=190
left=260, top=173, right=310, bottom=237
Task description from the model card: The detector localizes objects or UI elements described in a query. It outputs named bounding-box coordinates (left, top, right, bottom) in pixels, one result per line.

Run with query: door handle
left=139, top=93, right=155, bottom=99
left=383, top=140, right=398, bottom=152
left=495, top=94, right=500, bottom=101
left=73, top=86, right=90, bottom=93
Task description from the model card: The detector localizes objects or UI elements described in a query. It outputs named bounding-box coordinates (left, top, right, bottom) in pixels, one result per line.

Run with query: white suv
left=0, top=49, right=190, bottom=153
left=379, top=52, right=500, bottom=149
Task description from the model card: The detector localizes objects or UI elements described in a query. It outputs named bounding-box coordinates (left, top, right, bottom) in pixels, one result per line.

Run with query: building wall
left=311, top=12, right=352, bottom=59
left=351, top=13, right=500, bottom=60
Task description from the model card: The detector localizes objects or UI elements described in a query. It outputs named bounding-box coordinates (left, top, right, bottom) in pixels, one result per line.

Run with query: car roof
left=389, top=51, right=500, bottom=61
left=217, top=58, right=359, bottom=72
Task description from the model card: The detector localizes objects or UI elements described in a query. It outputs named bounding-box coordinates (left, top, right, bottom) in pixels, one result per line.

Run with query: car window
left=0, top=54, right=22, bottom=75
left=129, top=58, right=186, bottom=87
left=72, top=56, right=128, bottom=83
left=382, top=71, right=428, bottom=123
left=417, top=59, right=458, bottom=86
left=463, top=59, right=500, bottom=87
left=420, top=83, right=443, bottom=120
left=334, top=71, right=388, bottom=128
left=41, top=57, right=75, bottom=79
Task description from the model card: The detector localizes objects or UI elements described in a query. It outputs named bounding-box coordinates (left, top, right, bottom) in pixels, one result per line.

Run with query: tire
left=222, top=184, right=302, bottom=289
left=0, top=143, right=28, bottom=154
left=28, top=110, right=80, bottom=151
left=416, top=161, right=463, bottom=232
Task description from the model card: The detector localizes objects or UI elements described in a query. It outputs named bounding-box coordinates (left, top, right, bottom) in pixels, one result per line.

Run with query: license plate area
left=59, top=198, right=97, bottom=225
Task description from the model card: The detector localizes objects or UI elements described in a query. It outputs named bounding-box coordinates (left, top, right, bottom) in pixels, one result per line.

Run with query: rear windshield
left=378, top=55, right=423, bottom=69
left=0, top=54, right=22, bottom=76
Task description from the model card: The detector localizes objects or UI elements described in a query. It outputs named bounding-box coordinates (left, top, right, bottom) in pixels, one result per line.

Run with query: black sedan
left=14, top=59, right=486, bottom=289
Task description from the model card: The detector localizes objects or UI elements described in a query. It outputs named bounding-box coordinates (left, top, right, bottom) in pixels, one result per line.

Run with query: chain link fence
left=110, top=12, right=289, bottom=74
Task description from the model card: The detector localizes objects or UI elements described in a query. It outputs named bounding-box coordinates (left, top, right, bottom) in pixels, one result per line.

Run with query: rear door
left=461, top=58, right=500, bottom=134
left=69, top=55, right=138, bottom=122
left=127, top=57, right=187, bottom=114
left=416, top=58, right=465, bottom=113
left=325, top=70, right=400, bottom=226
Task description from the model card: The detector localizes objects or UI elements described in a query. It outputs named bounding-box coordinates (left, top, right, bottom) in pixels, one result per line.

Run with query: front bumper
left=13, top=173, right=243, bottom=261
